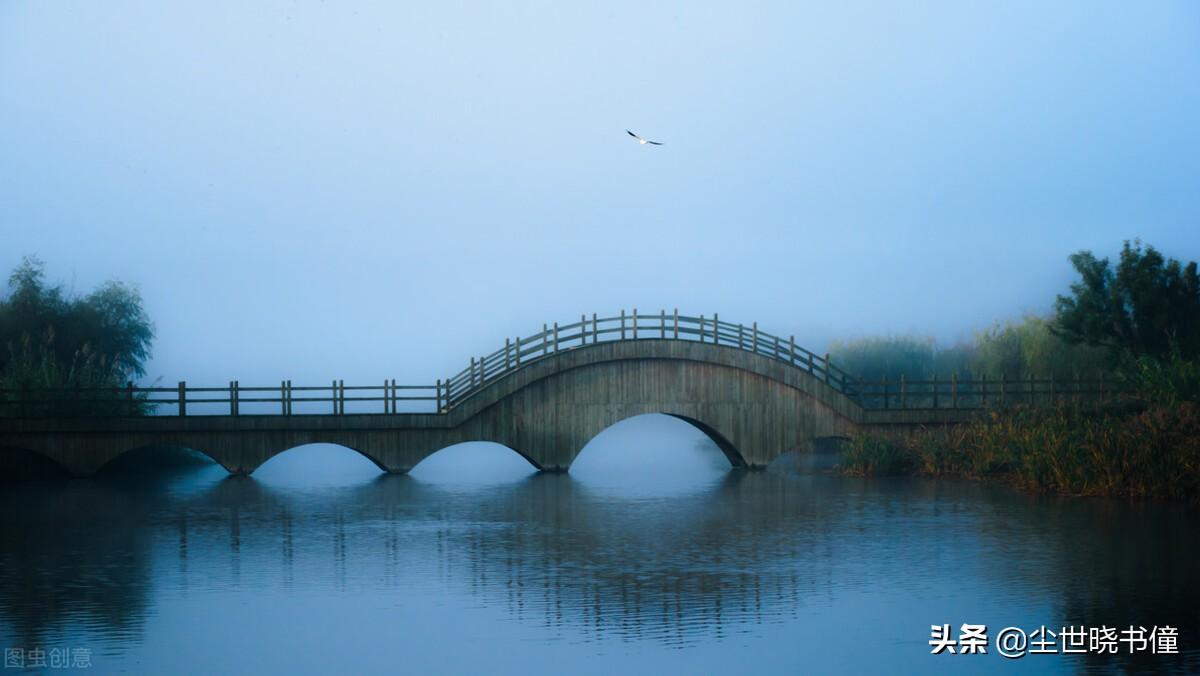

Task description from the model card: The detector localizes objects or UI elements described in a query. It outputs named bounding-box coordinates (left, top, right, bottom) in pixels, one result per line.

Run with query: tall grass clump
left=844, top=401, right=1200, bottom=500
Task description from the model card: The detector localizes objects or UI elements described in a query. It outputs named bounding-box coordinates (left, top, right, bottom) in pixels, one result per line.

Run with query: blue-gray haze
left=2, top=1, right=1198, bottom=387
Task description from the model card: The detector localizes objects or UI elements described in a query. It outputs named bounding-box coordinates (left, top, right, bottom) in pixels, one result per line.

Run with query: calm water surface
left=1, top=416, right=1197, bottom=675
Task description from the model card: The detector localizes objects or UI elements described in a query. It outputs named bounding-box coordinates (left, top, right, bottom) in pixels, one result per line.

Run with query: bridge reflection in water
left=1, top=431, right=1197, bottom=674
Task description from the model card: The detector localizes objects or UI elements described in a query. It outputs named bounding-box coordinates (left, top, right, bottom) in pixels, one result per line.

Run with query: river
left=1, top=414, right=1195, bottom=674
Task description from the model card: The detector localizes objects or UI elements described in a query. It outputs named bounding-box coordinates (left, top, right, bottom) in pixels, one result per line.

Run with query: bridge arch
left=568, top=412, right=748, bottom=472
left=409, top=440, right=541, bottom=476
left=0, top=443, right=70, bottom=479
left=253, top=442, right=390, bottom=475
left=663, top=414, right=746, bottom=468
left=93, top=443, right=223, bottom=474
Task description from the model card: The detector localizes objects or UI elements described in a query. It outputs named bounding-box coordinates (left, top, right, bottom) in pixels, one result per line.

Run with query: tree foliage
left=1053, top=240, right=1200, bottom=360
left=0, top=256, right=154, bottom=397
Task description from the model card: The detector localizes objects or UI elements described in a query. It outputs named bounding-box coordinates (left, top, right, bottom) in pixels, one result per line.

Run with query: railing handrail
left=0, top=309, right=1127, bottom=418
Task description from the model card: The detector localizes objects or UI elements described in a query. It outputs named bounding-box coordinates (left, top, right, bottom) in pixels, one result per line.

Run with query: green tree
left=0, top=256, right=155, bottom=414
left=1053, top=240, right=1200, bottom=360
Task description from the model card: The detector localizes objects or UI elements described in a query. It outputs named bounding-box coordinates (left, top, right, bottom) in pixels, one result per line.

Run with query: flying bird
left=626, top=130, right=663, bottom=146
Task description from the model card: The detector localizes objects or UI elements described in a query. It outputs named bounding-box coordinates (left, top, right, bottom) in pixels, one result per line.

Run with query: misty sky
left=2, top=1, right=1198, bottom=387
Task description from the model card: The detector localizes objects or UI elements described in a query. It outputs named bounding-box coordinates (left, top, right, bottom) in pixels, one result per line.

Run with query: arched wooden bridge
left=0, top=310, right=1108, bottom=476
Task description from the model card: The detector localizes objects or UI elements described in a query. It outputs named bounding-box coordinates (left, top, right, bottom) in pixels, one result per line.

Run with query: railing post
left=230, top=380, right=238, bottom=416
left=823, top=354, right=831, bottom=385
left=774, top=336, right=780, bottom=361
left=553, top=322, right=559, bottom=352
left=384, top=379, right=390, bottom=414
left=287, top=380, right=293, bottom=415
left=478, top=356, right=485, bottom=383
left=633, top=308, right=638, bottom=339
left=882, top=374, right=889, bottom=409
left=789, top=336, right=796, bottom=364
left=673, top=308, right=679, bottom=339
left=752, top=322, right=758, bottom=354
left=515, top=337, right=521, bottom=366
left=592, top=313, right=598, bottom=342
left=542, top=324, right=549, bottom=355
left=281, top=380, right=287, bottom=415
left=807, top=351, right=814, bottom=373
left=179, top=381, right=187, bottom=417
left=505, top=338, right=512, bottom=369
left=737, top=324, right=744, bottom=350
left=331, top=380, right=337, bottom=414
left=620, top=310, right=626, bottom=340
left=470, top=357, right=476, bottom=387
left=660, top=309, right=665, bottom=339
left=436, top=378, right=443, bottom=412
left=951, top=373, right=958, bottom=409
left=699, top=314, right=706, bottom=342
left=933, top=375, right=939, bottom=409
left=900, top=374, right=907, bottom=408
left=713, top=313, right=719, bottom=345
left=126, top=381, right=135, bottom=417
left=581, top=314, right=587, bottom=345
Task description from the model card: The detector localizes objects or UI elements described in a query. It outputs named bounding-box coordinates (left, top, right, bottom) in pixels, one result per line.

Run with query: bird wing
left=647, top=140, right=663, bottom=145
left=626, top=130, right=640, bottom=139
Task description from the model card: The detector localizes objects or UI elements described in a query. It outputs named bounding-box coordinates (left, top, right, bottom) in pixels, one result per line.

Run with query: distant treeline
left=831, top=240, right=1200, bottom=395
left=840, top=240, right=1200, bottom=499
left=829, top=317, right=1108, bottom=382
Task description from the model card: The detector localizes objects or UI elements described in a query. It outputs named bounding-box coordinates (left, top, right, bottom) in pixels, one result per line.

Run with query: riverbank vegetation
left=0, top=257, right=155, bottom=416
left=842, top=399, right=1200, bottom=498
left=838, top=240, right=1200, bottom=500
left=829, top=314, right=1110, bottom=382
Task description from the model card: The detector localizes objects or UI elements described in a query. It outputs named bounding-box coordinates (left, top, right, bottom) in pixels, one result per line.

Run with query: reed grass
left=842, top=401, right=1200, bottom=500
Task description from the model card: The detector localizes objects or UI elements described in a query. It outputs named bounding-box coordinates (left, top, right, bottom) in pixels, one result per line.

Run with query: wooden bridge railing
left=0, top=309, right=1125, bottom=418
left=0, top=381, right=446, bottom=418
left=853, top=373, right=1123, bottom=411
left=440, top=310, right=856, bottom=409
